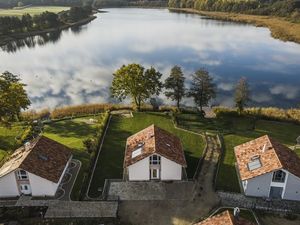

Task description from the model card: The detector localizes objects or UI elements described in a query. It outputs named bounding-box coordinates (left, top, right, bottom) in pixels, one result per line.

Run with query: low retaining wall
left=218, top=191, right=300, bottom=213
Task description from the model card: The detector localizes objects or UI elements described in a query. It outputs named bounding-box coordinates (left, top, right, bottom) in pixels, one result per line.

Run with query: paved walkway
left=14, top=196, right=119, bottom=218
left=58, top=159, right=81, bottom=201
left=44, top=201, right=118, bottom=218
left=108, top=180, right=194, bottom=201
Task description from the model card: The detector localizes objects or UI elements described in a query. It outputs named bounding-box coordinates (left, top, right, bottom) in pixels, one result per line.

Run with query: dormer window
left=150, top=155, right=161, bottom=165
left=272, top=170, right=286, bottom=183
left=16, top=170, right=28, bottom=180
left=247, top=156, right=262, bottom=171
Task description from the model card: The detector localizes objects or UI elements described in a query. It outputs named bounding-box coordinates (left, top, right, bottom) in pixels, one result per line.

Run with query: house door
left=150, top=168, right=160, bottom=180
left=269, top=186, right=283, bottom=199
left=20, top=184, right=32, bottom=195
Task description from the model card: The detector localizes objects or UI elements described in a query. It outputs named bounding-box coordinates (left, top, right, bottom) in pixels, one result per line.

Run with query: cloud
left=269, top=85, right=299, bottom=99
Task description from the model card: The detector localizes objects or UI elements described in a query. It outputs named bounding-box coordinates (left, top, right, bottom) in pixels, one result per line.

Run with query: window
left=272, top=170, right=286, bottom=183
left=16, top=170, right=28, bottom=180
left=247, top=157, right=262, bottom=171
left=132, top=147, right=142, bottom=158
left=150, top=155, right=161, bottom=165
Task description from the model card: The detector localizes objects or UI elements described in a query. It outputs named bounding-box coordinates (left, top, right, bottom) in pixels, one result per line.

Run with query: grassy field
left=170, top=8, right=300, bottom=44
left=43, top=115, right=103, bottom=200
left=88, top=112, right=205, bottom=198
left=0, top=6, right=69, bottom=17
left=0, top=124, right=26, bottom=163
left=177, top=113, right=300, bottom=192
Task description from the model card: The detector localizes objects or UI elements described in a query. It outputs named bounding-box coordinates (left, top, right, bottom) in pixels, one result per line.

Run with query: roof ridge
left=265, top=135, right=284, bottom=170
left=126, top=124, right=155, bottom=141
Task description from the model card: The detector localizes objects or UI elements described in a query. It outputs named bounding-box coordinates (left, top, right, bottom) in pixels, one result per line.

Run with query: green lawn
left=177, top=113, right=300, bottom=193
left=0, top=124, right=26, bottom=164
left=43, top=116, right=103, bottom=200
left=88, top=112, right=205, bottom=198
left=0, top=6, right=69, bottom=17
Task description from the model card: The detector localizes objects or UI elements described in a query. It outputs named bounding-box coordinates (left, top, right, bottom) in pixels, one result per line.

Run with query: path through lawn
left=89, top=112, right=205, bottom=198
left=177, top=113, right=300, bottom=192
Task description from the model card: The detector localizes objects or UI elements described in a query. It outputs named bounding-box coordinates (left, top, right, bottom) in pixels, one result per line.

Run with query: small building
left=195, top=210, right=255, bottom=225
left=0, top=136, right=72, bottom=197
left=235, top=135, right=300, bottom=201
left=123, top=124, right=187, bottom=181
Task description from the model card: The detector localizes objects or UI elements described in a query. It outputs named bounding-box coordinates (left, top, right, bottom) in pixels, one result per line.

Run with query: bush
left=213, top=106, right=300, bottom=124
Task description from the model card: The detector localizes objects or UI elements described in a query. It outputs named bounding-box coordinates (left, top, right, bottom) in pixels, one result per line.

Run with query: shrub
left=213, top=106, right=300, bottom=124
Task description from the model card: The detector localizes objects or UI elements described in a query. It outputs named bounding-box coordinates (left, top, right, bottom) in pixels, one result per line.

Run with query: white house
left=123, top=124, right=187, bottom=181
left=0, top=136, right=72, bottom=197
left=235, top=135, right=300, bottom=201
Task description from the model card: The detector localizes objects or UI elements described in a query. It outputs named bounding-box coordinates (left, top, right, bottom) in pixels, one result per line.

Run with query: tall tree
left=234, top=77, right=250, bottom=113
left=0, top=71, right=31, bottom=125
left=164, top=65, right=185, bottom=110
left=188, top=69, right=216, bottom=113
left=110, top=63, right=162, bottom=111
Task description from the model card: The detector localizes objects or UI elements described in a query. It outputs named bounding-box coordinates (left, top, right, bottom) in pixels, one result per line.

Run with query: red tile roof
left=124, top=124, right=187, bottom=167
left=234, top=135, right=300, bottom=180
left=0, top=136, right=72, bottom=183
left=196, top=210, right=255, bottom=225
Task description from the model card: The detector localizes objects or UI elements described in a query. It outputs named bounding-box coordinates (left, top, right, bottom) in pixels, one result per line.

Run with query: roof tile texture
left=234, top=135, right=300, bottom=180
left=196, top=210, right=255, bottom=225
left=124, top=125, right=186, bottom=167
left=0, top=136, right=72, bottom=183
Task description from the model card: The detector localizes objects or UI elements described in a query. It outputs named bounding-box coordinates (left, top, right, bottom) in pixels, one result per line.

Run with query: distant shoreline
left=0, top=16, right=96, bottom=47
left=169, top=8, right=300, bottom=44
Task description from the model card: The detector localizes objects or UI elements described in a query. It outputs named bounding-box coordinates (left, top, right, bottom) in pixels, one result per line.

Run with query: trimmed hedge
left=213, top=107, right=300, bottom=124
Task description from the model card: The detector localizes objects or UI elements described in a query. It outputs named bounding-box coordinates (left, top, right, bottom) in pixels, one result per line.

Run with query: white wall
left=244, top=172, right=273, bottom=197
left=28, top=156, right=71, bottom=196
left=0, top=172, right=19, bottom=197
left=28, top=172, right=59, bottom=196
left=128, top=157, right=150, bottom=181
left=161, top=156, right=182, bottom=180
left=282, top=172, right=300, bottom=201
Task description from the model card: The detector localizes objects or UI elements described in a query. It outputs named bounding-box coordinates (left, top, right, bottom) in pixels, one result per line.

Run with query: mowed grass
left=43, top=116, right=103, bottom=200
left=89, top=112, right=205, bottom=198
left=0, top=6, right=69, bottom=17
left=0, top=124, right=26, bottom=163
left=177, top=113, right=300, bottom=193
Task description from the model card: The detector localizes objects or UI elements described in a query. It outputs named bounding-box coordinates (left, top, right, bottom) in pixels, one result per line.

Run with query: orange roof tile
left=196, top=210, right=255, bottom=225
left=234, top=135, right=300, bottom=180
left=0, top=136, right=72, bottom=183
left=124, top=125, right=186, bottom=167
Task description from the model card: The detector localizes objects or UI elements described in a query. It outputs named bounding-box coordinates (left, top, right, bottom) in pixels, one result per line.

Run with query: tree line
left=0, top=6, right=92, bottom=35
left=110, top=63, right=250, bottom=114
left=169, top=0, right=300, bottom=19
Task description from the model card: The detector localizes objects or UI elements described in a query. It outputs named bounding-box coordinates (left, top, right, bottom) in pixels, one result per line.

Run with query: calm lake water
left=1, top=8, right=300, bottom=109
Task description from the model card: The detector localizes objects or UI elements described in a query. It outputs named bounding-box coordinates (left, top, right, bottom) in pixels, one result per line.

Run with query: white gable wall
left=0, top=172, right=19, bottom=197
left=243, top=172, right=273, bottom=197
left=28, top=172, right=59, bottom=196
left=161, top=156, right=182, bottom=180
left=282, top=172, right=300, bottom=201
left=128, top=157, right=150, bottom=181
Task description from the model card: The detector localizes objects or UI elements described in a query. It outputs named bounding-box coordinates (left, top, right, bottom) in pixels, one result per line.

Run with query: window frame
left=272, top=170, right=286, bottom=183
left=16, top=170, right=28, bottom=180
left=150, top=155, right=161, bottom=165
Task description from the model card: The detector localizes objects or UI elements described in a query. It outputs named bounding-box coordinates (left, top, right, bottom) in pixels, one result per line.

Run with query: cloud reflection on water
left=0, top=8, right=300, bottom=109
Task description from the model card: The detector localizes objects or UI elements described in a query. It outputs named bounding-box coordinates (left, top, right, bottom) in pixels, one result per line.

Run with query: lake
left=0, top=8, right=300, bottom=109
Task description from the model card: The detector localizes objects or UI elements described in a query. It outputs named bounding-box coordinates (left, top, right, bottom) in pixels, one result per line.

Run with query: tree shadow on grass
left=45, top=120, right=97, bottom=139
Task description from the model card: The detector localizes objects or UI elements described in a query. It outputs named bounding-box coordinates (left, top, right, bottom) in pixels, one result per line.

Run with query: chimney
left=233, top=207, right=240, bottom=220
left=262, top=143, right=267, bottom=152
left=24, top=142, right=31, bottom=151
